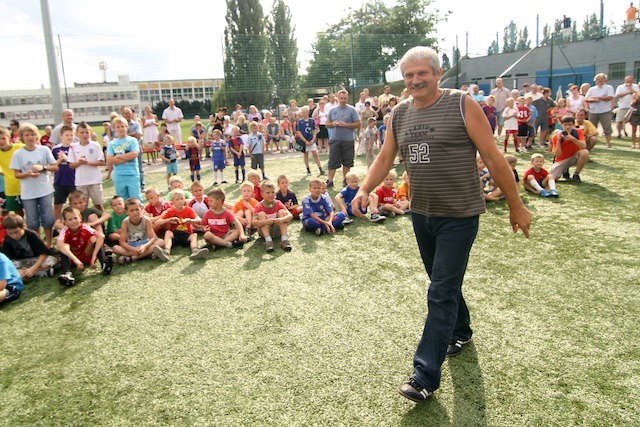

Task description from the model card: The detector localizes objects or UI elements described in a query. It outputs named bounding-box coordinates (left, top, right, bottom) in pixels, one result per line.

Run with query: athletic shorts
left=615, top=108, right=630, bottom=123
left=171, top=230, right=191, bottom=247
left=517, top=124, right=529, bottom=137
left=54, top=185, right=76, bottom=205
left=233, top=154, right=245, bottom=167
left=251, top=154, right=264, bottom=171
left=328, top=139, right=355, bottom=170
left=166, top=161, right=178, bottom=175
left=76, top=183, right=104, bottom=207
left=128, top=238, right=150, bottom=248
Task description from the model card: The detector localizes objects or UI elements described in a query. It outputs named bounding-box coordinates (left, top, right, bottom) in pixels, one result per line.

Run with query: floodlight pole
left=40, top=0, right=63, bottom=123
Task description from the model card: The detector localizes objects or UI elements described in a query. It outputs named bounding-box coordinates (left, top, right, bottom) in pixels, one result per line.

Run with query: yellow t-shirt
left=579, top=120, right=597, bottom=138
left=0, top=143, right=25, bottom=196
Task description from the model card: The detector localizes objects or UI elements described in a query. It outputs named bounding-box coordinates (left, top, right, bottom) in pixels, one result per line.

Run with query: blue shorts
left=22, top=193, right=55, bottom=230
left=166, top=161, right=178, bottom=175
left=233, top=154, right=245, bottom=167
left=128, top=238, right=149, bottom=248
left=114, top=175, right=142, bottom=201
left=213, top=157, right=226, bottom=171
left=346, top=205, right=367, bottom=216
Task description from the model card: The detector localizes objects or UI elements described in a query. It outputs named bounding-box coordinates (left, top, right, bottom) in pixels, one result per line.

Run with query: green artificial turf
left=1, top=137, right=639, bottom=425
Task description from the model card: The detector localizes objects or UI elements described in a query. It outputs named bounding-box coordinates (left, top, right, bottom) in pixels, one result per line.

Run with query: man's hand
left=510, top=205, right=531, bottom=238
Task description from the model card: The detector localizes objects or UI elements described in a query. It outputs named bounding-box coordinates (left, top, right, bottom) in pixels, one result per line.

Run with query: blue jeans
left=410, top=213, right=479, bottom=392
left=302, top=212, right=346, bottom=231
left=22, top=193, right=55, bottom=230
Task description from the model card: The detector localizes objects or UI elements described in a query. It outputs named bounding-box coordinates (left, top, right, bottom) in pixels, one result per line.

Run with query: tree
left=502, top=21, right=517, bottom=53
left=223, top=0, right=272, bottom=108
left=303, top=0, right=442, bottom=91
left=487, top=40, right=499, bottom=55
left=441, top=53, right=450, bottom=70
left=516, top=26, right=531, bottom=51
left=267, top=0, right=299, bottom=105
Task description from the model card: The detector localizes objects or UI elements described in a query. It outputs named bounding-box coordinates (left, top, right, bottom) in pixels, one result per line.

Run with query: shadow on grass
left=241, top=237, right=289, bottom=270
left=400, top=395, right=450, bottom=425
left=448, top=343, right=487, bottom=426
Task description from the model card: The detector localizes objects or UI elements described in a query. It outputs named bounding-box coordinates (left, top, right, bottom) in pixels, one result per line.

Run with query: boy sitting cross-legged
left=301, top=178, right=346, bottom=235
left=153, top=189, right=209, bottom=262
left=201, top=188, right=248, bottom=250
left=113, top=198, right=164, bottom=264
left=335, top=171, right=385, bottom=223
left=2, top=212, right=57, bottom=280
left=252, top=180, right=293, bottom=252
left=56, top=206, right=113, bottom=286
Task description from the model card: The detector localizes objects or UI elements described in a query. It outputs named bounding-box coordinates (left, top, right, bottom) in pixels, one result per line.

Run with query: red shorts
left=505, top=130, right=517, bottom=135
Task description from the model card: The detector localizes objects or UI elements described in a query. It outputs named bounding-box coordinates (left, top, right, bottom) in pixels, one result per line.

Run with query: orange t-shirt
left=232, top=198, right=258, bottom=213
left=551, top=128, right=585, bottom=162
left=397, top=182, right=410, bottom=200
left=627, top=6, right=638, bottom=20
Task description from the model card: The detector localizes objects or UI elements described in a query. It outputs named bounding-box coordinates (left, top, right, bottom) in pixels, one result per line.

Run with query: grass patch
left=1, top=138, right=639, bottom=424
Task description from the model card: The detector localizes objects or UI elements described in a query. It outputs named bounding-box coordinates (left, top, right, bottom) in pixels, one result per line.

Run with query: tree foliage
left=267, top=0, right=299, bottom=105
left=223, top=0, right=272, bottom=108
left=303, top=0, right=443, bottom=92
left=502, top=21, right=518, bottom=53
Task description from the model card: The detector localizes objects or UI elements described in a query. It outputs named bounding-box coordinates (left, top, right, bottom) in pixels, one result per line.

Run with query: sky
left=0, top=0, right=630, bottom=90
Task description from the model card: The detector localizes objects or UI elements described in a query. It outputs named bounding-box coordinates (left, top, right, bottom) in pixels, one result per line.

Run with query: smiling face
left=531, top=156, right=545, bottom=170
left=309, top=182, right=322, bottom=199
left=402, top=58, right=442, bottom=105
left=63, top=209, right=82, bottom=231
left=383, top=175, right=395, bottom=188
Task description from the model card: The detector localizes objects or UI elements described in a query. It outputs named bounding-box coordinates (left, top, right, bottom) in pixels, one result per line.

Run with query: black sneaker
left=572, top=173, right=581, bottom=184
left=325, top=180, right=334, bottom=188
left=398, top=378, right=433, bottom=402
left=231, top=239, right=244, bottom=248
left=562, top=171, right=571, bottom=181
left=102, top=254, right=114, bottom=276
left=58, top=272, right=76, bottom=287
left=447, top=338, right=472, bottom=357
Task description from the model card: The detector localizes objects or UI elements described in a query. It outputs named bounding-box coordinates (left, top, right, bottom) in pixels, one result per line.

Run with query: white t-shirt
left=502, top=107, right=518, bottom=131
left=585, top=84, right=614, bottom=114
left=615, top=83, right=639, bottom=109
left=162, top=106, right=184, bottom=132
left=68, top=141, right=104, bottom=186
left=9, top=146, right=56, bottom=200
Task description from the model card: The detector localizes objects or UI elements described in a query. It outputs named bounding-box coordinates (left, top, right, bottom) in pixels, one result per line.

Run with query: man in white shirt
left=585, top=73, right=615, bottom=147
left=614, top=75, right=639, bottom=137
left=50, top=109, right=78, bottom=145
left=491, top=78, right=511, bottom=137
left=161, top=99, right=184, bottom=143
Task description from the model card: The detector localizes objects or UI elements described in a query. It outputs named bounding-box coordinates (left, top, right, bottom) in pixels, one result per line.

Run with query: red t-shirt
left=201, top=209, right=236, bottom=237
left=145, top=201, right=171, bottom=217
left=517, top=105, right=531, bottom=124
left=253, top=200, right=286, bottom=220
left=253, top=184, right=263, bottom=202
left=551, top=128, right=585, bottom=162
left=376, top=186, right=397, bottom=204
left=161, top=206, right=197, bottom=234
left=523, top=167, right=548, bottom=183
left=58, top=224, right=96, bottom=264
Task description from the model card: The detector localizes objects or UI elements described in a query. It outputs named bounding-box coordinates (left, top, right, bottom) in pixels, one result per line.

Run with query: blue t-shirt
left=301, top=193, right=333, bottom=221
left=528, top=105, right=538, bottom=125
left=296, top=118, right=316, bottom=142
left=0, top=252, right=23, bottom=293
left=107, top=136, right=140, bottom=177
left=51, top=144, right=75, bottom=187
left=328, top=105, right=359, bottom=141
left=378, top=124, right=387, bottom=144
left=247, top=132, right=264, bottom=154
left=211, top=140, right=226, bottom=162
left=339, top=185, right=359, bottom=205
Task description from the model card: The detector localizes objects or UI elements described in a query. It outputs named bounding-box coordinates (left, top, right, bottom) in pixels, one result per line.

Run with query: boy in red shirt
left=154, top=189, right=208, bottom=261
left=56, top=206, right=113, bottom=286
left=202, top=188, right=247, bottom=250
left=247, top=170, right=263, bottom=202
left=375, top=171, right=409, bottom=216
left=253, top=180, right=293, bottom=252
left=523, top=153, right=558, bottom=197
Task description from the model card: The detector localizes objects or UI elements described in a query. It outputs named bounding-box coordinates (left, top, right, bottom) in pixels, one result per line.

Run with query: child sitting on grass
left=105, top=196, right=126, bottom=245
left=233, top=182, right=259, bottom=233
left=523, top=153, right=558, bottom=198
left=188, top=181, right=209, bottom=233
left=252, top=180, right=293, bottom=252
left=144, top=187, right=170, bottom=218
left=56, top=206, right=113, bottom=286
left=397, top=171, right=410, bottom=209
left=0, top=252, right=23, bottom=304
left=376, top=171, right=409, bottom=216
left=169, top=175, right=191, bottom=199
left=68, top=190, right=109, bottom=235
left=247, top=170, right=263, bottom=202
left=301, top=178, right=346, bottom=235
left=2, top=212, right=57, bottom=280
left=335, top=171, right=385, bottom=223
left=275, top=175, right=302, bottom=219
left=201, top=188, right=247, bottom=250
left=154, top=189, right=209, bottom=262
left=113, top=198, right=164, bottom=264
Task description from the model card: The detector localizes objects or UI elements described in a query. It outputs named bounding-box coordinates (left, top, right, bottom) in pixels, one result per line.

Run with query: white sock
left=1, top=289, right=9, bottom=299
left=265, top=235, right=272, bottom=242
left=220, top=171, right=224, bottom=181
left=548, top=178, right=556, bottom=191
left=226, top=241, right=233, bottom=248
left=529, top=177, right=543, bottom=192
left=281, top=234, right=289, bottom=241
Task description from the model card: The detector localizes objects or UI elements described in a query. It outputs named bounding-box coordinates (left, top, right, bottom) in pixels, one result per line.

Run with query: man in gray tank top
left=353, top=46, right=531, bottom=402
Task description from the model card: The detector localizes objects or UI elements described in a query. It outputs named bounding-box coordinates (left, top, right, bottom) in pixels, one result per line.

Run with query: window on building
left=608, top=62, right=626, bottom=81
left=161, top=89, right=171, bottom=99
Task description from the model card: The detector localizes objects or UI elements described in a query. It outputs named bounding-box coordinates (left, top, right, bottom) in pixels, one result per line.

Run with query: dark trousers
left=410, top=213, right=479, bottom=392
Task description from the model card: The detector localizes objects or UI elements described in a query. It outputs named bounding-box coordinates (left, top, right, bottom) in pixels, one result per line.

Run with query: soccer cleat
left=325, top=180, right=334, bottom=188
left=572, top=173, right=581, bottom=184
left=342, top=217, right=354, bottom=225
left=306, top=171, right=312, bottom=177
left=265, top=239, right=275, bottom=252
left=447, top=338, right=472, bottom=357
left=231, top=239, right=245, bottom=248
left=398, top=378, right=433, bottom=402
left=280, top=239, right=292, bottom=252
left=370, top=213, right=386, bottom=223
left=58, top=272, right=76, bottom=287
left=539, top=189, right=551, bottom=197
left=153, top=246, right=170, bottom=262
left=549, top=189, right=559, bottom=197
left=221, top=180, right=228, bottom=184
left=189, top=247, right=209, bottom=260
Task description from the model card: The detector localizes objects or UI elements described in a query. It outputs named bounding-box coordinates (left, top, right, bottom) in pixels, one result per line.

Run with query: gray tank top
left=125, top=216, right=149, bottom=243
left=392, top=89, right=485, bottom=217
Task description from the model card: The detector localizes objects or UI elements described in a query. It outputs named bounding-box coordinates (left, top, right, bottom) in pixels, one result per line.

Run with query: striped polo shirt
left=391, top=89, right=485, bottom=218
